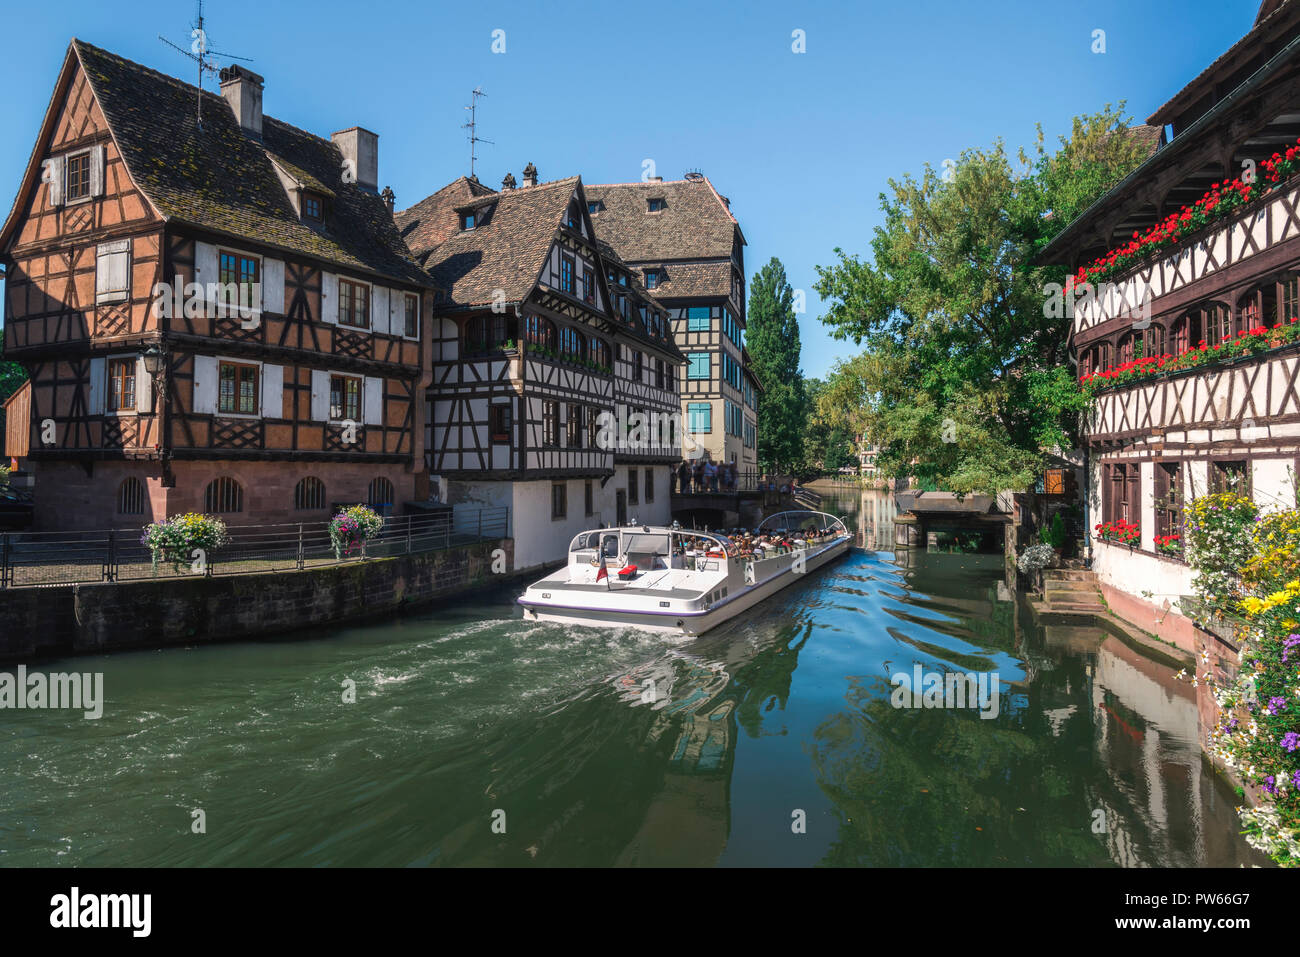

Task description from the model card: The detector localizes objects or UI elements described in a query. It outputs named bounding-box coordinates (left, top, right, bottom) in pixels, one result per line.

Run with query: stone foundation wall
left=0, top=538, right=514, bottom=664
left=31, top=459, right=418, bottom=531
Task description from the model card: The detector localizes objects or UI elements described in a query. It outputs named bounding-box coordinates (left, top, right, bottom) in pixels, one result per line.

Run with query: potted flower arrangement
left=1016, top=543, right=1056, bottom=589
left=1154, top=533, right=1182, bottom=556
left=1094, top=519, right=1140, bottom=547
left=1080, top=319, right=1300, bottom=395
left=329, top=504, right=385, bottom=560
left=140, top=512, right=229, bottom=575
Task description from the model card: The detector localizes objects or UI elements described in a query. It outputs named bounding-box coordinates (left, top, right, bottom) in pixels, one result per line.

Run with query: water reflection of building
left=1041, top=624, right=1266, bottom=867
left=611, top=629, right=809, bottom=866
left=851, top=488, right=897, bottom=550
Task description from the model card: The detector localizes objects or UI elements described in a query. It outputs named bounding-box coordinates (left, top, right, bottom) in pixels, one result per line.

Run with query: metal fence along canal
left=0, top=506, right=510, bottom=588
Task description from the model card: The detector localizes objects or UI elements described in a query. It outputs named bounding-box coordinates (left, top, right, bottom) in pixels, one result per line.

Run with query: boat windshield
left=569, top=531, right=622, bottom=557
left=569, top=531, right=602, bottom=552
left=622, top=532, right=671, bottom=556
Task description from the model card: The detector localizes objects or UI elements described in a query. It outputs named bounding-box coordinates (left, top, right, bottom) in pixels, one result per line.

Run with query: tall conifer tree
left=747, top=257, right=806, bottom=472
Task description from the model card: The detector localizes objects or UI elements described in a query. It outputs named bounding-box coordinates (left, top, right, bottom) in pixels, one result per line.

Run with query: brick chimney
left=332, top=127, right=379, bottom=192
left=502, top=172, right=517, bottom=190
left=381, top=185, right=395, bottom=212
left=522, top=162, right=538, bottom=187
left=220, top=65, right=264, bottom=139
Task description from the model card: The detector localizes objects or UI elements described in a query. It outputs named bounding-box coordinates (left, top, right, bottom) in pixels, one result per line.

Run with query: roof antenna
left=461, top=88, right=493, bottom=180
left=158, top=0, right=253, bottom=129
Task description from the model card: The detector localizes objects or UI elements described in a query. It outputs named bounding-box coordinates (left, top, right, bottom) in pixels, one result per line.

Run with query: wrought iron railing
left=670, top=469, right=819, bottom=500
left=0, top=506, right=509, bottom=589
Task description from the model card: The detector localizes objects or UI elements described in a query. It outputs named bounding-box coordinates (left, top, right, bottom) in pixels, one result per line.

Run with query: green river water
left=0, top=489, right=1266, bottom=866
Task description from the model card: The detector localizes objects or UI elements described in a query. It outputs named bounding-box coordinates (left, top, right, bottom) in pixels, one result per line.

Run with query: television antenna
left=158, top=0, right=254, bottom=128
left=462, top=88, right=493, bottom=179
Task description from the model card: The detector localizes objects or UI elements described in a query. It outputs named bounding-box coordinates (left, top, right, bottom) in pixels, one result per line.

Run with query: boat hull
left=519, top=537, right=851, bottom=636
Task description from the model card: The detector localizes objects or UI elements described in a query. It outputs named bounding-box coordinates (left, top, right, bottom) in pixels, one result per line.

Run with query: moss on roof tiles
left=584, top=180, right=738, bottom=263
left=74, top=39, right=430, bottom=287
left=265, top=152, right=337, bottom=198
left=414, top=177, right=580, bottom=308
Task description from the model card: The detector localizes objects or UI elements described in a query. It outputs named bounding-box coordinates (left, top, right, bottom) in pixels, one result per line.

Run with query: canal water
left=0, top=489, right=1265, bottom=867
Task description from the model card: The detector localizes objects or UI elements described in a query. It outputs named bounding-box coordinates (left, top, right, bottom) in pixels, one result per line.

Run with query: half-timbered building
left=1, top=41, right=432, bottom=530
left=396, top=168, right=683, bottom=569
left=600, top=240, right=686, bottom=522
left=1038, top=0, right=1300, bottom=641
left=585, top=176, right=759, bottom=471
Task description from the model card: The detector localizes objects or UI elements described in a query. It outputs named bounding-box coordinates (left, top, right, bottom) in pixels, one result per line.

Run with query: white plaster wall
left=1092, top=540, right=1194, bottom=617
left=1254, top=458, right=1297, bottom=514
left=509, top=480, right=569, bottom=571
left=1187, top=459, right=1209, bottom=500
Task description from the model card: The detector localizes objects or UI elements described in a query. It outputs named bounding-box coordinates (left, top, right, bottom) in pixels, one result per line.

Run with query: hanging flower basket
left=329, top=505, right=384, bottom=560
left=140, top=512, right=229, bottom=575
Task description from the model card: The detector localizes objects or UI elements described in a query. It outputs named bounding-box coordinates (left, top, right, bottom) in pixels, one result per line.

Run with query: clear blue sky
left=0, top=0, right=1263, bottom=377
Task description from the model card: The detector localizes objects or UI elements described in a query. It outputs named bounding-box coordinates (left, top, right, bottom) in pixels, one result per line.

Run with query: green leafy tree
left=801, top=378, right=856, bottom=473
left=812, top=106, right=1151, bottom=494
left=747, top=257, right=806, bottom=472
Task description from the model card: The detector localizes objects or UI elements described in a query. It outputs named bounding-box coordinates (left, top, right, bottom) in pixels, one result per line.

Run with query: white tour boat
left=517, top=510, right=851, bottom=635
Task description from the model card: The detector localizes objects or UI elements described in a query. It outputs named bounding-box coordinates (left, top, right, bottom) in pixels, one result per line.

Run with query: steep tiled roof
left=584, top=178, right=741, bottom=263
left=72, top=40, right=430, bottom=286
left=405, top=177, right=579, bottom=308
left=394, top=175, right=497, bottom=261
left=596, top=240, right=683, bottom=361
left=643, top=260, right=733, bottom=301
left=1147, top=0, right=1299, bottom=126
left=1121, top=124, right=1164, bottom=159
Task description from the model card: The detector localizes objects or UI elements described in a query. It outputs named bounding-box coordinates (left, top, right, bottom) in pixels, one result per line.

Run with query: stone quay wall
left=0, top=538, right=516, bottom=664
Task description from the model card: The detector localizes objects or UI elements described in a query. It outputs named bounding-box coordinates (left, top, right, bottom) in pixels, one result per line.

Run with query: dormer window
left=588, top=201, right=603, bottom=214
left=461, top=212, right=476, bottom=230
left=647, top=198, right=665, bottom=212
left=303, top=193, right=324, bottom=222
left=645, top=270, right=659, bottom=289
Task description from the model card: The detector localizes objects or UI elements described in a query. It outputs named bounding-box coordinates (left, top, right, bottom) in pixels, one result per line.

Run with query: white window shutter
left=95, top=239, right=131, bottom=304
left=310, top=369, right=330, bottom=420
left=87, top=357, right=106, bottom=415
left=262, top=258, right=285, bottom=314
left=371, top=286, right=390, bottom=335
left=363, top=376, right=383, bottom=425
left=320, top=272, right=338, bottom=324
left=46, top=155, right=64, bottom=207
left=261, top=364, right=283, bottom=419
left=135, top=356, right=153, bottom=413
left=195, top=242, right=218, bottom=309
left=89, top=145, right=106, bottom=197
left=192, top=355, right=218, bottom=415
left=389, top=291, right=403, bottom=335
